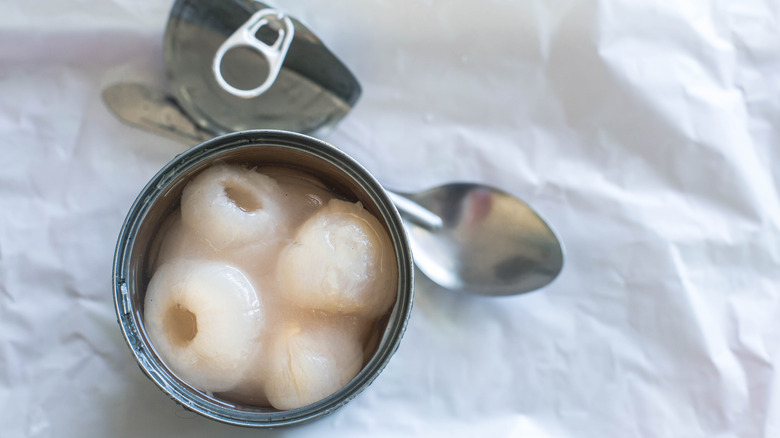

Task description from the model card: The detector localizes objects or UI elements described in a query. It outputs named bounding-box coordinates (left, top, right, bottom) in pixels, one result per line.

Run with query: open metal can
left=112, top=130, right=413, bottom=427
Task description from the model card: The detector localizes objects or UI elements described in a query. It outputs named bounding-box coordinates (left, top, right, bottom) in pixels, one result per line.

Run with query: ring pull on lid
left=212, top=9, right=294, bottom=99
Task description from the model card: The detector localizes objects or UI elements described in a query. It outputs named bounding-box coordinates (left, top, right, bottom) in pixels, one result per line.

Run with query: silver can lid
left=163, top=0, right=362, bottom=135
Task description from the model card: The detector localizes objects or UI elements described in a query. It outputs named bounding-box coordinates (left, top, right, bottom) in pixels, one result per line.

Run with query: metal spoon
left=103, top=83, right=564, bottom=295
left=388, top=186, right=563, bottom=296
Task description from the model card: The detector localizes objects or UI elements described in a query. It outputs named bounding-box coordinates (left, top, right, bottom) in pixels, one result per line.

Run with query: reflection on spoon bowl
left=389, top=184, right=564, bottom=296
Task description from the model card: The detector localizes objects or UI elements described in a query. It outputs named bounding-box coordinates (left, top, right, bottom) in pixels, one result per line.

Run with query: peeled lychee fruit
left=264, top=321, right=364, bottom=410
left=144, top=260, right=264, bottom=393
left=277, top=199, right=397, bottom=317
left=180, top=164, right=285, bottom=250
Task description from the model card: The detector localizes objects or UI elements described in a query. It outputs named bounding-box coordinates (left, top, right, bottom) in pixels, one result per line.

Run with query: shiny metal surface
left=102, top=82, right=213, bottom=144
left=103, top=92, right=563, bottom=295
left=212, top=8, right=294, bottom=98
left=386, top=191, right=443, bottom=230
left=113, top=130, right=413, bottom=427
left=165, top=0, right=361, bottom=135
left=396, top=184, right=564, bottom=296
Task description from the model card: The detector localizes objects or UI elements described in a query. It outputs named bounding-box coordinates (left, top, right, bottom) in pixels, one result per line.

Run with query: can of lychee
left=112, top=130, right=414, bottom=427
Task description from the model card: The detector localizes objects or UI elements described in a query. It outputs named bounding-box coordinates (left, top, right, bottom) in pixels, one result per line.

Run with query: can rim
left=112, top=129, right=414, bottom=427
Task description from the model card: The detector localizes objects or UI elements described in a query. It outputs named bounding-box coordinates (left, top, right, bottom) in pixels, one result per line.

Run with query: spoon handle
left=386, top=191, right=443, bottom=231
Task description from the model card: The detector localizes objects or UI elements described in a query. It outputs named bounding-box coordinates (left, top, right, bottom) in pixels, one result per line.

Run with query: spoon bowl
left=390, top=184, right=563, bottom=296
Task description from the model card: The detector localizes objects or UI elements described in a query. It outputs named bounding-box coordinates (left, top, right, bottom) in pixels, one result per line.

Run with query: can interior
left=125, top=143, right=399, bottom=415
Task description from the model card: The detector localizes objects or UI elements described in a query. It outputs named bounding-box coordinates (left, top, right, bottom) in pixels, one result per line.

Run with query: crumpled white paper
left=2, top=0, right=779, bottom=437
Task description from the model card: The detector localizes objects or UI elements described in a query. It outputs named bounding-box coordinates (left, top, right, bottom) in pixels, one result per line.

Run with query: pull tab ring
left=212, top=9, right=294, bottom=99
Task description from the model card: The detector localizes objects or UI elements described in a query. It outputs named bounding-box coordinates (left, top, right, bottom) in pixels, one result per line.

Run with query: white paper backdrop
left=2, top=0, right=780, bottom=436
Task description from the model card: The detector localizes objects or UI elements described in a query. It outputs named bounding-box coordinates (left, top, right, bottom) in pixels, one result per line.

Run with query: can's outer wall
left=113, top=130, right=413, bottom=427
